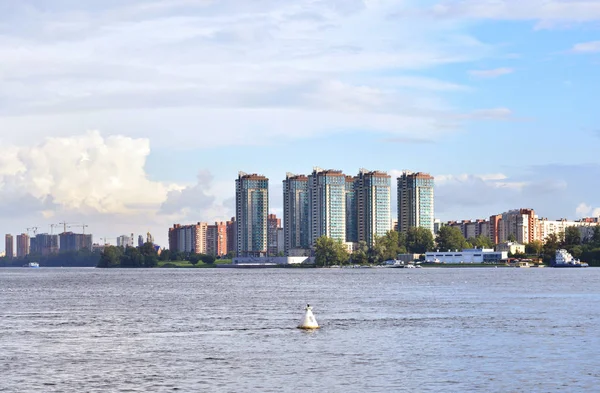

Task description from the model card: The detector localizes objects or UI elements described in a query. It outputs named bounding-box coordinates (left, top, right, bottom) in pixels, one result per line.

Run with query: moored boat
left=552, top=249, right=588, bottom=268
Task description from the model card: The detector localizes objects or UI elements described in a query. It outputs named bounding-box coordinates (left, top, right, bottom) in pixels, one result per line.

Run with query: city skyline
left=1, top=1, right=600, bottom=250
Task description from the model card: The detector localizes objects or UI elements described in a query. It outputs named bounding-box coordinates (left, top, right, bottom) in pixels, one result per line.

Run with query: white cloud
left=576, top=203, right=592, bottom=216
left=427, top=0, right=600, bottom=26
left=0, top=131, right=230, bottom=246
left=576, top=203, right=600, bottom=218
left=468, top=67, right=514, bottom=78
left=571, top=41, right=600, bottom=53
left=0, top=131, right=168, bottom=214
left=0, top=0, right=507, bottom=148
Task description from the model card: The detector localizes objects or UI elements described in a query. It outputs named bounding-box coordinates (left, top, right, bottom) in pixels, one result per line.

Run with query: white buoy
left=298, top=304, right=319, bottom=329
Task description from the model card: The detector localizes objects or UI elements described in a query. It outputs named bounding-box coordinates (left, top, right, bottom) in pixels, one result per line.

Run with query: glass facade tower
left=236, top=172, right=269, bottom=257
left=283, top=173, right=310, bottom=255
left=397, top=172, right=435, bottom=233
left=345, top=176, right=358, bottom=243
left=355, top=169, right=391, bottom=247
left=308, top=168, right=346, bottom=246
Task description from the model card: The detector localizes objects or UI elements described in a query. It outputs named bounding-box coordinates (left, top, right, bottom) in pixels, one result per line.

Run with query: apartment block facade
left=355, top=169, right=391, bottom=247
left=397, top=172, right=435, bottom=233
left=236, top=172, right=269, bottom=257
left=308, top=168, right=346, bottom=246
left=283, top=173, right=310, bottom=254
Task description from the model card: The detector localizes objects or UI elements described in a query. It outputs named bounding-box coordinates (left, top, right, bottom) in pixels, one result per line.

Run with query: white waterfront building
left=425, top=248, right=508, bottom=264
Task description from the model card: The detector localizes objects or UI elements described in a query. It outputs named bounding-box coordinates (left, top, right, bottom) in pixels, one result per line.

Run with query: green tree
left=159, top=249, right=171, bottom=261
left=467, top=235, right=493, bottom=249
left=542, top=233, right=560, bottom=263
left=435, top=226, right=469, bottom=252
left=592, top=226, right=600, bottom=246
left=200, top=254, right=216, bottom=264
left=369, top=240, right=387, bottom=264
left=571, top=245, right=583, bottom=259
left=378, top=231, right=401, bottom=260
left=351, top=241, right=369, bottom=265
left=507, top=233, right=517, bottom=242
left=315, top=236, right=349, bottom=266
left=98, top=246, right=122, bottom=268
left=563, top=226, right=581, bottom=247
left=525, top=240, right=543, bottom=256
left=397, top=231, right=408, bottom=254
left=406, top=227, right=434, bottom=254
left=189, top=253, right=202, bottom=265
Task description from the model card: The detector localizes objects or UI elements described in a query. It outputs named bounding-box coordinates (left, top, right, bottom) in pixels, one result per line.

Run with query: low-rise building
left=425, top=248, right=507, bottom=263
left=496, top=242, right=526, bottom=255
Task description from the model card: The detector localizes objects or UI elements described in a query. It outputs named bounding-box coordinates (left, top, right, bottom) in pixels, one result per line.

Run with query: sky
left=1, top=0, right=599, bottom=249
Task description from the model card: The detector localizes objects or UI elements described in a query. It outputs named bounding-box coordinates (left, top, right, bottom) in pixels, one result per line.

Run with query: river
left=1, top=267, right=598, bottom=392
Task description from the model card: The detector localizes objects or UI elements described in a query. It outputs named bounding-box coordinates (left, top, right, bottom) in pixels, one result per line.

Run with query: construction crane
left=49, top=224, right=59, bottom=235
left=100, top=237, right=116, bottom=246
left=26, top=227, right=38, bottom=237
left=58, top=222, right=71, bottom=234
left=69, top=224, right=89, bottom=234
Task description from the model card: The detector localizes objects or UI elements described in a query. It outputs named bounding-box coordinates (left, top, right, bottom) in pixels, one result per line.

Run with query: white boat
left=515, top=261, right=530, bottom=268
left=553, top=249, right=588, bottom=268
left=23, top=262, right=39, bottom=268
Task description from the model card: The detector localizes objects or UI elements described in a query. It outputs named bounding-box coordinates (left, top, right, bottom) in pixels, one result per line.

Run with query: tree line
left=97, top=244, right=222, bottom=268
left=314, top=225, right=600, bottom=267
left=0, top=250, right=100, bottom=267
left=314, top=226, right=493, bottom=266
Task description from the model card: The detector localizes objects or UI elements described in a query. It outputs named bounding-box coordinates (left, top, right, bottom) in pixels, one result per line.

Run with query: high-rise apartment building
left=236, top=172, right=269, bottom=257
left=397, top=172, right=435, bottom=233
left=30, top=234, right=59, bottom=255
left=5, top=234, right=13, bottom=259
left=498, top=209, right=535, bottom=244
left=168, top=223, right=208, bottom=253
left=355, top=169, right=391, bottom=247
left=267, top=214, right=281, bottom=256
left=489, top=214, right=502, bottom=244
left=226, top=217, right=236, bottom=256
left=283, top=173, right=310, bottom=255
left=308, top=168, right=346, bottom=246
left=207, top=221, right=227, bottom=256
left=345, top=176, right=358, bottom=243
left=117, top=234, right=134, bottom=248
left=277, top=228, right=284, bottom=255
left=16, top=233, right=30, bottom=257
left=59, top=232, right=92, bottom=252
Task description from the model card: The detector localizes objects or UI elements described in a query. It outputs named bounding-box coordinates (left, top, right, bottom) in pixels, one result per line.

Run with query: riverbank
left=158, top=260, right=232, bottom=268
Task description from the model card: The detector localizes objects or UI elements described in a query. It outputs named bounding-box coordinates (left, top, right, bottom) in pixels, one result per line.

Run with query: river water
left=1, top=267, right=599, bottom=392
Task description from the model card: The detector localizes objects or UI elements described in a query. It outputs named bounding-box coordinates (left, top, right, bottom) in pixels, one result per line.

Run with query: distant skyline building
left=30, top=233, right=59, bottom=255
left=16, top=233, right=30, bottom=258
left=283, top=173, right=310, bottom=255
left=355, top=169, right=391, bottom=247
left=117, top=234, right=134, bottom=248
left=236, top=172, right=269, bottom=257
left=138, top=235, right=144, bottom=247
left=267, top=214, right=281, bottom=256
left=168, top=223, right=207, bottom=254
left=308, top=168, right=346, bottom=246
left=345, top=175, right=358, bottom=243
left=207, top=221, right=227, bottom=256
left=5, top=234, right=13, bottom=259
left=277, top=227, right=284, bottom=255
left=397, top=172, right=435, bottom=233
left=226, top=217, right=236, bottom=256
left=59, top=232, right=92, bottom=252
left=498, top=209, right=536, bottom=244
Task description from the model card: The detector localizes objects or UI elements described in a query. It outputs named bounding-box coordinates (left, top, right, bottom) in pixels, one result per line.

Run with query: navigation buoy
left=298, top=304, right=319, bottom=329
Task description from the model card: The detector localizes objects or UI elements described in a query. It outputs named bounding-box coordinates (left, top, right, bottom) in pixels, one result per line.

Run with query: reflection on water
left=1, top=268, right=599, bottom=392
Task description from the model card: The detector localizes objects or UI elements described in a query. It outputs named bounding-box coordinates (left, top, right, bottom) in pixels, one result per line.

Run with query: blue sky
left=0, top=0, right=599, bottom=248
